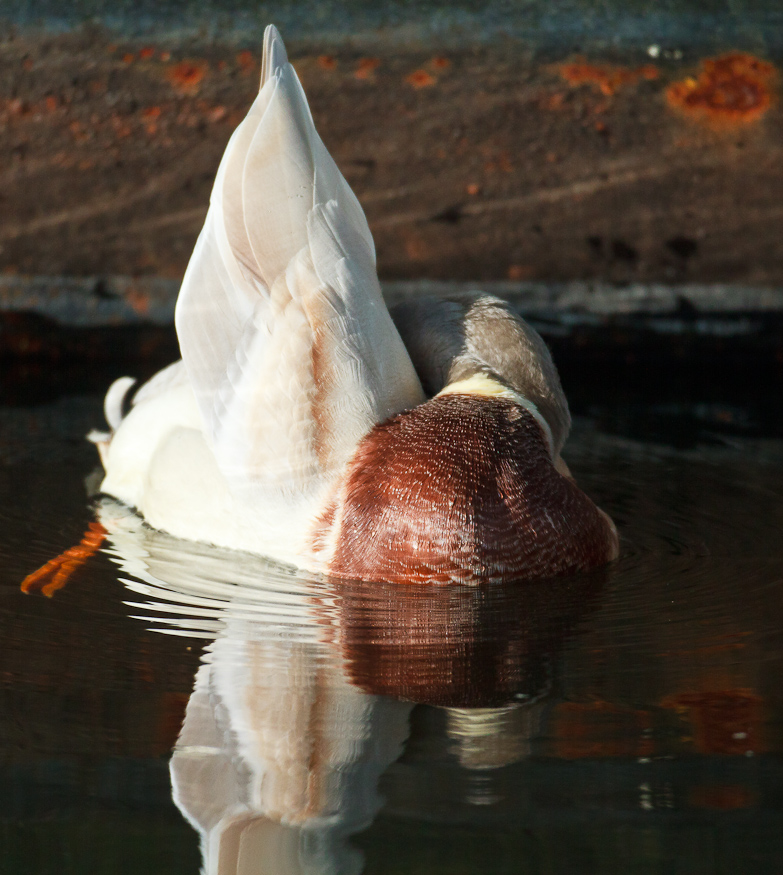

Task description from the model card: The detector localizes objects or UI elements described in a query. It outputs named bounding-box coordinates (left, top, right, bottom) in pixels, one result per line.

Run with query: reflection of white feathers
left=173, top=632, right=411, bottom=875
left=100, top=24, right=423, bottom=567
left=97, top=499, right=412, bottom=875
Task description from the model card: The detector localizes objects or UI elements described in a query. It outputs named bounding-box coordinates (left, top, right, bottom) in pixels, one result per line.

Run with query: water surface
left=1, top=361, right=782, bottom=874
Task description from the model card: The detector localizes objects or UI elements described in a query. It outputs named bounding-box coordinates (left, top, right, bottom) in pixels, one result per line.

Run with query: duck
left=90, top=25, right=619, bottom=584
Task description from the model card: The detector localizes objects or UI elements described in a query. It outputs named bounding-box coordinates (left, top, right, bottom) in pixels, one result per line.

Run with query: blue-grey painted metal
left=3, top=0, right=783, bottom=55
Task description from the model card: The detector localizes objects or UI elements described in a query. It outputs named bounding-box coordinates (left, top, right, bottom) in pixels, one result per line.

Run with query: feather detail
left=175, top=25, right=423, bottom=497
left=103, top=376, right=136, bottom=431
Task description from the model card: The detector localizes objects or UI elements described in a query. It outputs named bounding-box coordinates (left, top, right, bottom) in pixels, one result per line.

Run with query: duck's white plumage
left=101, top=26, right=424, bottom=567
left=175, top=25, right=423, bottom=493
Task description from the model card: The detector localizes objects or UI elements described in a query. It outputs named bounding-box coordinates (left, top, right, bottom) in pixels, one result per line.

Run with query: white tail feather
left=104, top=376, right=136, bottom=431
left=174, top=25, right=423, bottom=496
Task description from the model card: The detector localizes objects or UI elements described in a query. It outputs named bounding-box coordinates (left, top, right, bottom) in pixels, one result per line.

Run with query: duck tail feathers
left=103, top=376, right=137, bottom=432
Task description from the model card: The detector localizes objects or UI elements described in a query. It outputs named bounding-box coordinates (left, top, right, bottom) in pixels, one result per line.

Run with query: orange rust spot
left=355, top=57, right=380, bottom=80
left=44, top=95, right=59, bottom=112
left=159, top=51, right=171, bottom=62
left=406, top=69, right=436, bottom=89
left=126, top=288, right=151, bottom=316
left=666, top=53, right=775, bottom=126
left=317, top=55, right=337, bottom=71
left=122, top=53, right=135, bottom=64
left=466, top=182, right=480, bottom=196
left=236, top=50, right=255, bottom=74
left=662, top=689, right=765, bottom=755
left=559, top=60, right=659, bottom=96
left=166, top=60, right=207, bottom=95
left=689, top=784, right=757, bottom=810
left=21, top=522, right=107, bottom=598
left=139, top=47, right=155, bottom=60
left=141, top=106, right=162, bottom=121
left=430, top=56, right=451, bottom=70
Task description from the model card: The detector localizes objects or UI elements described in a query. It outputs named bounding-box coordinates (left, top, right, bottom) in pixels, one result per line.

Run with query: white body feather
left=99, top=26, right=424, bottom=568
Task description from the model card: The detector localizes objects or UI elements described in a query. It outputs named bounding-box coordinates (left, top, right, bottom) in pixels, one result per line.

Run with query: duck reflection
left=97, top=498, right=605, bottom=874
left=171, top=627, right=411, bottom=875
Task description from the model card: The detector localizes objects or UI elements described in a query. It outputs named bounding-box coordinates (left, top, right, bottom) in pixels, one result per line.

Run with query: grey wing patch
left=390, top=293, right=571, bottom=454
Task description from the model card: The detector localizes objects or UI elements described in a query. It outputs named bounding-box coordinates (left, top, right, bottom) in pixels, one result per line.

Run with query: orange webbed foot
left=21, top=522, right=107, bottom=598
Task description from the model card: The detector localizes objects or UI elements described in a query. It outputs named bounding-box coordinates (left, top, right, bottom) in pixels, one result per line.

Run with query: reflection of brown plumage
left=335, top=570, right=607, bottom=707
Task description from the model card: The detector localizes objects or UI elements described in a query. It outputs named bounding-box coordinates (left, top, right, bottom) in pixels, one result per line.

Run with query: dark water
left=1, top=360, right=783, bottom=874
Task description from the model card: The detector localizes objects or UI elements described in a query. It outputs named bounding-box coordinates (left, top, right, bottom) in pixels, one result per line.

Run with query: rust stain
left=317, top=55, right=337, bottom=71
left=138, top=47, right=155, bottom=61
left=430, top=56, right=451, bottom=71
left=126, top=288, right=151, bottom=316
left=355, top=57, right=380, bottom=80
left=236, top=50, right=255, bottom=75
left=559, top=60, right=659, bottom=96
left=666, top=53, right=776, bottom=126
left=661, top=689, right=765, bottom=755
left=166, top=60, right=207, bottom=96
left=142, top=105, right=161, bottom=135
left=406, top=69, right=436, bottom=89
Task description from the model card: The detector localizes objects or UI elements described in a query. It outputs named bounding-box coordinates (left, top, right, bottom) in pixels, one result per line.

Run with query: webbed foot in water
left=21, top=522, right=107, bottom=598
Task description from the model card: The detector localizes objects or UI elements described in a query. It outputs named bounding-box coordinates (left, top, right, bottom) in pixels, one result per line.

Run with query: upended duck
left=90, top=25, right=618, bottom=584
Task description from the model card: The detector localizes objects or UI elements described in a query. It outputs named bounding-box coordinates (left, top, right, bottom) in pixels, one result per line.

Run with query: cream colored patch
left=554, top=455, right=574, bottom=481
left=437, top=374, right=554, bottom=457
left=437, top=373, right=516, bottom=400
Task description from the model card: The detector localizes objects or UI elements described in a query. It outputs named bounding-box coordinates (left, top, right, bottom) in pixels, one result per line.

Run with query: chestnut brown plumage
left=329, top=393, right=616, bottom=584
